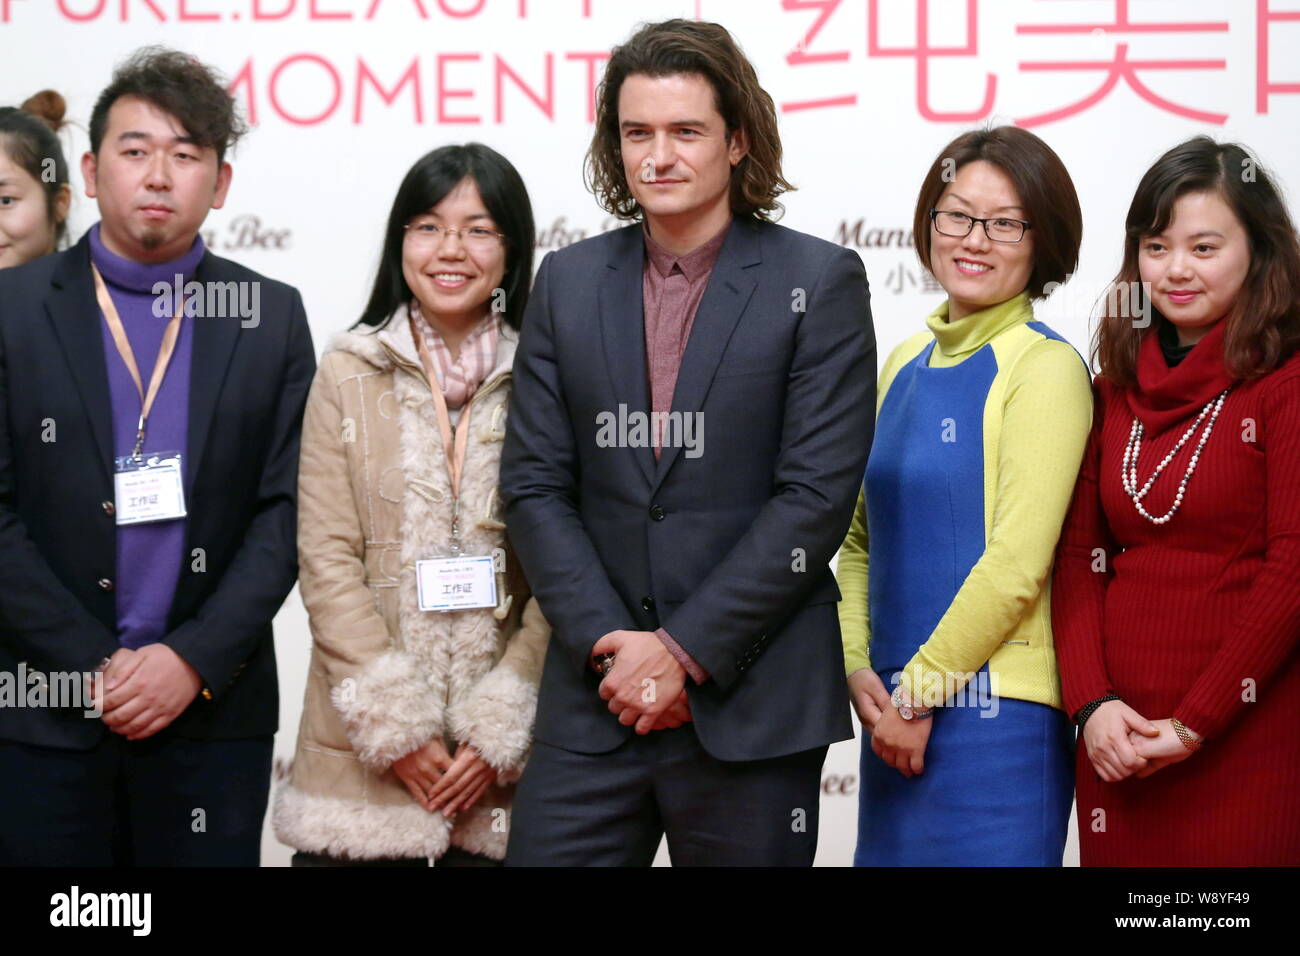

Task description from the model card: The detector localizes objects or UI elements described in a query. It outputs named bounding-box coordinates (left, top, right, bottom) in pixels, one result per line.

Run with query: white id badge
left=416, top=555, right=498, bottom=612
left=113, top=451, right=187, bottom=525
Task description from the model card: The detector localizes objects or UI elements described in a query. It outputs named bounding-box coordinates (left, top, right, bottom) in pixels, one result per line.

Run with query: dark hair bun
left=20, top=90, right=67, bottom=133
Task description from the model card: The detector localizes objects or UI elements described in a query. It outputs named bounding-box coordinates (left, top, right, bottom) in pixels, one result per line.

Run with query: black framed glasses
left=930, top=208, right=1031, bottom=243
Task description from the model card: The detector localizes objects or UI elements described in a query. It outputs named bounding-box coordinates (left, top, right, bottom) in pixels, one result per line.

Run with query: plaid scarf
left=408, top=301, right=500, bottom=409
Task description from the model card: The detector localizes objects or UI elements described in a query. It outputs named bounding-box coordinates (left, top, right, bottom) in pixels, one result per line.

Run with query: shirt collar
left=642, top=217, right=732, bottom=283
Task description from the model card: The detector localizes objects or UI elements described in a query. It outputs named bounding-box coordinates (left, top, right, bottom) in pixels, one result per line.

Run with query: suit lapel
left=185, top=253, right=241, bottom=490
left=598, top=225, right=656, bottom=486
left=45, top=236, right=115, bottom=482
left=652, top=218, right=762, bottom=491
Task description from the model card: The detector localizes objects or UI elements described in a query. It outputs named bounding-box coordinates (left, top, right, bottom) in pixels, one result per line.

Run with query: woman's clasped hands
left=1082, top=700, right=1201, bottom=782
left=850, top=667, right=932, bottom=779
left=392, top=737, right=499, bottom=818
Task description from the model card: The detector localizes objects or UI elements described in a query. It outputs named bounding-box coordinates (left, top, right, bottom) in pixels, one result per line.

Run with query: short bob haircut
left=913, top=125, right=1082, bottom=300
left=355, top=143, right=535, bottom=332
left=586, top=18, right=793, bottom=222
left=1095, top=136, right=1300, bottom=385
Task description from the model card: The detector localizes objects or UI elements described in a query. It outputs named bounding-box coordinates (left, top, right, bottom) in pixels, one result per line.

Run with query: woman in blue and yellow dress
left=836, top=126, right=1092, bottom=866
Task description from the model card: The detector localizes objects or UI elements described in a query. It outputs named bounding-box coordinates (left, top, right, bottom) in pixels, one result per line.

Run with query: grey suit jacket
left=500, top=214, right=875, bottom=761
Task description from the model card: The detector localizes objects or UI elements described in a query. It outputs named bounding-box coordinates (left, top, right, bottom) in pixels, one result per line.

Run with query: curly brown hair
left=585, top=19, right=793, bottom=222
left=90, top=46, right=247, bottom=166
left=1095, top=136, right=1300, bottom=385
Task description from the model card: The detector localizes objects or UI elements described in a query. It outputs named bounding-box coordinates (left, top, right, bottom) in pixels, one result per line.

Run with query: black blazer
left=500, top=215, right=876, bottom=762
left=0, top=231, right=315, bottom=749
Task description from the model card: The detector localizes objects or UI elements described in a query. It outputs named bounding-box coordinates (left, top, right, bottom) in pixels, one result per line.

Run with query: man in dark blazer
left=500, top=20, right=875, bottom=865
left=0, top=48, right=314, bottom=865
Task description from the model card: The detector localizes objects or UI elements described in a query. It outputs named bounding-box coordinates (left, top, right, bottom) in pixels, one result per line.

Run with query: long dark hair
left=0, top=90, right=71, bottom=250
left=355, top=143, right=535, bottom=332
left=1095, top=136, right=1300, bottom=385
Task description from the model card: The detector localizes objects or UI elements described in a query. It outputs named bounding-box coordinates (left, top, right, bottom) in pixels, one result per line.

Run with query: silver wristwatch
left=891, top=684, right=934, bottom=720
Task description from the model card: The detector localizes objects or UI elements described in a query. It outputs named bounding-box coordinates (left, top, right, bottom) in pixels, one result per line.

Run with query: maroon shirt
left=640, top=218, right=732, bottom=684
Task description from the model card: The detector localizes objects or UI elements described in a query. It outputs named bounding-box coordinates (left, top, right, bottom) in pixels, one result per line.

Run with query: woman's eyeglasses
left=930, top=209, right=1031, bottom=243
left=403, top=221, right=507, bottom=249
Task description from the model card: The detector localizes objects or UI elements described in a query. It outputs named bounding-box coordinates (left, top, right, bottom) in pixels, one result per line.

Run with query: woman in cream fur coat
left=274, top=144, right=549, bottom=866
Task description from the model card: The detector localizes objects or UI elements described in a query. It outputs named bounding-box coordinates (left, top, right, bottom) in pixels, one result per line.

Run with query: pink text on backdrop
left=1, top=0, right=600, bottom=23
left=777, top=0, right=1289, bottom=126
left=227, top=51, right=611, bottom=125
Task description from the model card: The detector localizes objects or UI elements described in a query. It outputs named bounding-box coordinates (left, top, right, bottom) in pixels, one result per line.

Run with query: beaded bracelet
left=1074, top=694, right=1122, bottom=728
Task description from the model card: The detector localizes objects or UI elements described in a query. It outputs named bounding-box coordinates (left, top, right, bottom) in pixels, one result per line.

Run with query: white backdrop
left=3, top=0, right=1298, bottom=865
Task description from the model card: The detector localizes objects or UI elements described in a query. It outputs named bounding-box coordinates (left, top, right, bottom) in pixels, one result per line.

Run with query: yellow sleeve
left=836, top=485, right=870, bottom=676
left=898, top=339, right=1093, bottom=705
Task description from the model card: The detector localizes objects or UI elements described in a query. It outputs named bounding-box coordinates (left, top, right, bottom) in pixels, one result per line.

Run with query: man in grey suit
left=500, top=19, right=875, bottom=865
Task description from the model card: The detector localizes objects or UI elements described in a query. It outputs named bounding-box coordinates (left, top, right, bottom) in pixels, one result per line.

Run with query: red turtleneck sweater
left=1053, top=319, right=1300, bottom=866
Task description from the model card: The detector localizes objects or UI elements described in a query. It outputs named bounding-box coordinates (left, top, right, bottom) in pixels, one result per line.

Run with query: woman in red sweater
left=1053, top=136, right=1300, bottom=865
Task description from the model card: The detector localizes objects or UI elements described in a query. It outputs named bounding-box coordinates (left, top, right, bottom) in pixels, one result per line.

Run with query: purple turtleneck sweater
left=89, top=223, right=204, bottom=650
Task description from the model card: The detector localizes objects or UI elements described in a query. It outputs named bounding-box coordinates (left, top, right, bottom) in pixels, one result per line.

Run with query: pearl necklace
left=1122, top=388, right=1231, bottom=525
